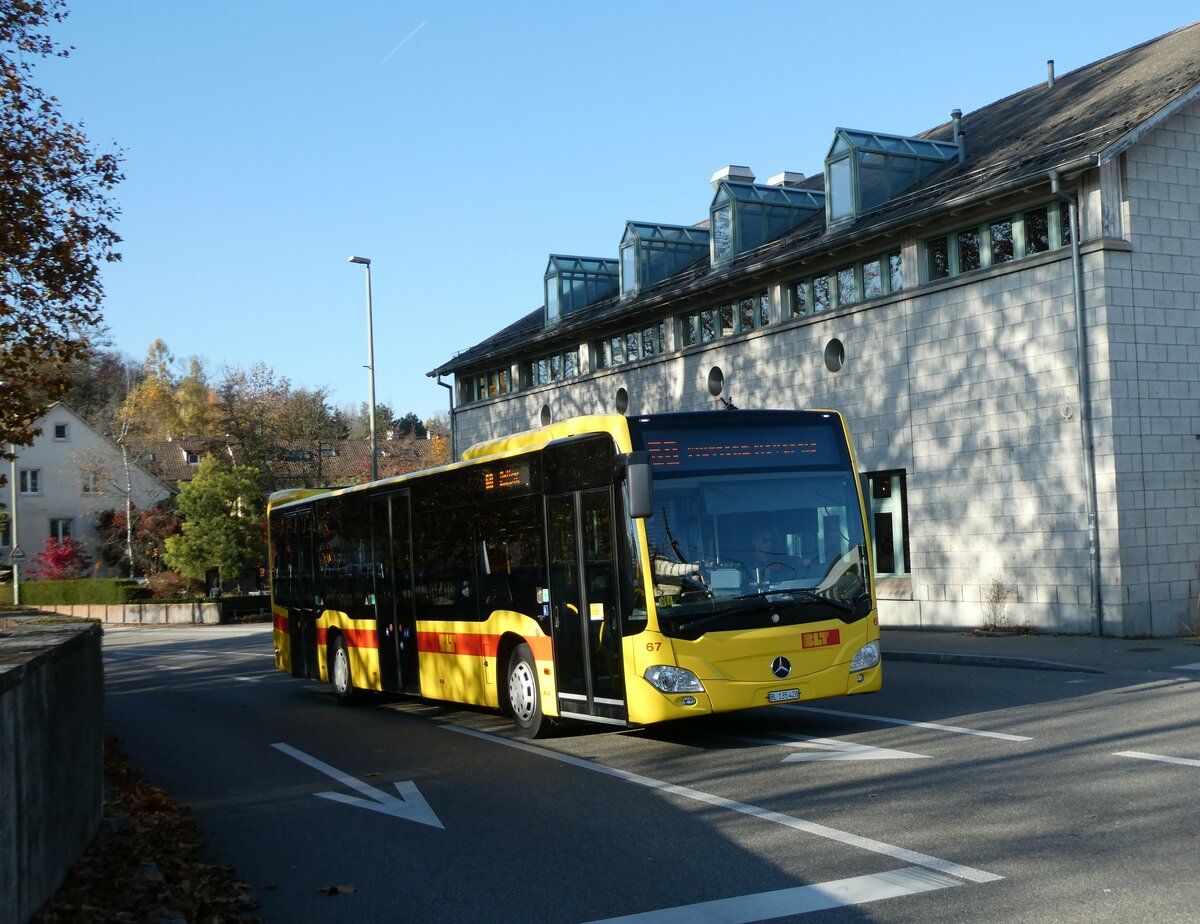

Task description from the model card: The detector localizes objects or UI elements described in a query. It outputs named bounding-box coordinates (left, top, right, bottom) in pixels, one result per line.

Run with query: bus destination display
left=482, top=461, right=531, bottom=492
left=641, top=424, right=845, bottom=471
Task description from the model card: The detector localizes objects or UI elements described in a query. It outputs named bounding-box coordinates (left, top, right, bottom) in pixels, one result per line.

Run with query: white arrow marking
left=1114, top=750, right=1200, bottom=768
left=781, top=737, right=929, bottom=763
left=271, top=742, right=444, bottom=828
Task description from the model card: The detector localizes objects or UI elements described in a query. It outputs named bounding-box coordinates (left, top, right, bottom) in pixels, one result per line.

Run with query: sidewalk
left=882, top=627, right=1200, bottom=676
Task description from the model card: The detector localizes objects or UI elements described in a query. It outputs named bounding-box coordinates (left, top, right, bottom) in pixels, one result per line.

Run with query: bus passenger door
left=371, top=493, right=420, bottom=694
left=286, top=510, right=320, bottom=680
left=546, top=488, right=626, bottom=725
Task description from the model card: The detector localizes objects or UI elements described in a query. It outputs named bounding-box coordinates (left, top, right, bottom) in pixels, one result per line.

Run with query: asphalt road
left=101, top=625, right=1200, bottom=923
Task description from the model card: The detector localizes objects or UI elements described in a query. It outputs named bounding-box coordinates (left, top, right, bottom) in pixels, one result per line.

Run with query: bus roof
left=267, top=413, right=633, bottom=514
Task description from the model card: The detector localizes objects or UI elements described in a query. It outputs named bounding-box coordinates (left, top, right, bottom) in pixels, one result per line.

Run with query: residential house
left=2, top=404, right=172, bottom=577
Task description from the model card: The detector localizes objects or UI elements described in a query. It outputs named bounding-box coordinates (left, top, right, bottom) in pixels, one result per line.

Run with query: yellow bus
left=267, top=410, right=881, bottom=736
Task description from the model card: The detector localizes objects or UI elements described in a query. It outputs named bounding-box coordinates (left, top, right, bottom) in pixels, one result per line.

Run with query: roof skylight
left=825, top=128, right=959, bottom=225
left=544, top=255, right=619, bottom=326
left=619, top=222, right=710, bottom=298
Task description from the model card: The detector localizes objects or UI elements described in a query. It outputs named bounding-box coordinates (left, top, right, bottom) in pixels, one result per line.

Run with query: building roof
left=431, top=20, right=1200, bottom=378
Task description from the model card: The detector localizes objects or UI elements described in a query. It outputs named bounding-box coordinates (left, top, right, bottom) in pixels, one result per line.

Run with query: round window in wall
left=615, top=387, right=629, bottom=415
left=824, top=338, right=845, bottom=373
left=540, top=404, right=552, bottom=426
left=707, top=366, right=725, bottom=398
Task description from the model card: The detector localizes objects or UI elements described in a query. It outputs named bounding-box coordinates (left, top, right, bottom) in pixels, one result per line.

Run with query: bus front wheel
left=507, top=643, right=547, bottom=738
left=330, top=635, right=358, bottom=706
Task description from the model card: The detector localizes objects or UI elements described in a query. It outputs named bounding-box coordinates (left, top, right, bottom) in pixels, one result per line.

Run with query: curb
left=884, top=649, right=1106, bottom=674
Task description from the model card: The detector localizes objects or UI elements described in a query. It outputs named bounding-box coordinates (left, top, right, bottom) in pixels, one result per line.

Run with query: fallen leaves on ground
left=33, top=736, right=261, bottom=924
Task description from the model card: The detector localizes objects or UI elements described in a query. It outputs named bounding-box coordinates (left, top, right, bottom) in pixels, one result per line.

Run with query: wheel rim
left=333, top=645, right=349, bottom=694
left=508, top=659, right=537, bottom=724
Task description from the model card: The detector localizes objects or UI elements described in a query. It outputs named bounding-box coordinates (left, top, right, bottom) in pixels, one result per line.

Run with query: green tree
left=1, top=0, right=123, bottom=473
left=217, top=363, right=347, bottom=489
left=394, top=412, right=427, bottom=439
left=164, top=457, right=264, bottom=585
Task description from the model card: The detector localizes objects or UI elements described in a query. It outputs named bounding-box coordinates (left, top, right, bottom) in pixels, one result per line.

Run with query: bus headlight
left=644, top=665, right=704, bottom=693
left=850, top=641, right=881, bottom=671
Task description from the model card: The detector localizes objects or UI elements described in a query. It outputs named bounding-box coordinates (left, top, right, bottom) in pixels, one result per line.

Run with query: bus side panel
left=414, top=611, right=553, bottom=712
left=272, top=605, right=291, bottom=674
left=316, top=610, right=383, bottom=692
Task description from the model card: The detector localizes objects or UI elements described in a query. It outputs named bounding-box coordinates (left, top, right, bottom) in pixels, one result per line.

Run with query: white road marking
left=444, top=725, right=1002, bottom=884
left=583, top=866, right=963, bottom=923
left=271, top=742, right=443, bottom=828
left=1114, top=750, right=1200, bottom=768
left=1175, top=663, right=1200, bottom=672
left=783, top=705, right=1032, bottom=741
left=780, top=737, right=929, bottom=763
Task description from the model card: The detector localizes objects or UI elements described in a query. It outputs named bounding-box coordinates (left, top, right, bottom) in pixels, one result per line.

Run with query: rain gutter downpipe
left=436, top=374, right=457, bottom=461
left=1050, top=167, right=1103, bottom=637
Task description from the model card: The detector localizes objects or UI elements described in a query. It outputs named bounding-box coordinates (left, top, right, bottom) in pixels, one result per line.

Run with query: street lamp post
left=9, top=445, right=20, bottom=606
left=348, top=256, right=378, bottom=482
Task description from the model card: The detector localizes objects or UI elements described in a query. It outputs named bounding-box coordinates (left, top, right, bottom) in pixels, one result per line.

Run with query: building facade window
left=1, top=522, right=10, bottom=547
left=524, top=348, right=580, bottom=387
left=926, top=202, right=1069, bottom=280
left=866, top=470, right=910, bottom=576
left=185, top=451, right=201, bottom=465
left=82, top=472, right=102, bottom=495
left=594, top=322, right=666, bottom=369
left=789, top=250, right=902, bottom=319
left=19, top=469, right=40, bottom=495
left=462, top=367, right=513, bottom=404
left=50, top=518, right=73, bottom=542
left=54, top=423, right=69, bottom=441
left=681, top=292, right=769, bottom=347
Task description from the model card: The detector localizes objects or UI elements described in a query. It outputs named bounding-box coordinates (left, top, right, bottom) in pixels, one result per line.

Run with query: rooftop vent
left=710, top=165, right=756, bottom=190
left=766, top=171, right=806, bottom=187
left=1047, top=59, right=1055, bottom=89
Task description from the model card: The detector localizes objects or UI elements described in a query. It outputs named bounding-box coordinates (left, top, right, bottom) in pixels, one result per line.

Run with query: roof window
left=825, top=128, right=958, bottom=226
left=544, top=255, right=619, bottom=326
left=710, top=179, right=824, bottom=266
left=619, top=222, right=710, bottom=299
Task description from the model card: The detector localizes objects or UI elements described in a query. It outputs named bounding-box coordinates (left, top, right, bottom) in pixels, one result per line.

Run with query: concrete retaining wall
left=0, top=616, right=104, bottom=924
left=36, top=601, right=222, bottom=625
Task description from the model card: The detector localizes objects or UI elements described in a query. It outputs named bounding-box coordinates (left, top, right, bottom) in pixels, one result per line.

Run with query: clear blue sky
left=37, top=1, right=1195, bottom=422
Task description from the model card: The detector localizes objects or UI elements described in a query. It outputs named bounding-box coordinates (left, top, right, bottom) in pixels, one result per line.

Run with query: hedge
left=14, top=579, right=152, bottom=606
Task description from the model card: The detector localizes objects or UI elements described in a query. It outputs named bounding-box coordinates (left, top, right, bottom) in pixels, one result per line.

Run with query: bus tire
left=507, top=643, right=547, bottom=738
left=330, top=635, right=358, bottom=706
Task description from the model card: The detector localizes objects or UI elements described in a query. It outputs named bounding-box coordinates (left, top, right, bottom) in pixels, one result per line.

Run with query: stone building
left=430, top=23, right=1200, bottom=637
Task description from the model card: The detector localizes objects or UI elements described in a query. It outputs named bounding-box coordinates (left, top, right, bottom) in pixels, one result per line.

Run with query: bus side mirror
left=626, top=452, right=653, bottom=519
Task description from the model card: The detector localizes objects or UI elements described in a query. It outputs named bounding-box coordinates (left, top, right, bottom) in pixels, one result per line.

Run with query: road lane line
left=444, top=725, right=1002, bottom=884
left=1114, top=751, right=1200, bottom=768
left=783, top=705, right=1032, bottom=741
left=582, top=866, right=963, bottom=923
left=1175, top=663, right=1200, bottom=672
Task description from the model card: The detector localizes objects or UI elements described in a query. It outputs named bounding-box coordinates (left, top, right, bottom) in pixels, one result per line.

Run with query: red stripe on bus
left=314, top=626, right=377, bottom=649
left=416, top=631, right=552, bottom=661
left=416, top=631, right=498, bottom=657
left=273, top=613, right=288, bottom=633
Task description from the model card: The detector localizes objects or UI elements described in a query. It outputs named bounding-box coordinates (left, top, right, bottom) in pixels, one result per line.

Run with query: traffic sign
left=8, top=546, right=26, bottom=564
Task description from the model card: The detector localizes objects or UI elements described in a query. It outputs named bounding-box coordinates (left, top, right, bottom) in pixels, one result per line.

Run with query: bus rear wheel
left=330, top=635, right=358, bottom=706
left=507, top=643, right=547, bottom=738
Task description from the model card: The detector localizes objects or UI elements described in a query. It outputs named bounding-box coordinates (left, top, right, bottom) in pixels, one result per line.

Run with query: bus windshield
left=629, top=412, right=870, bottom=620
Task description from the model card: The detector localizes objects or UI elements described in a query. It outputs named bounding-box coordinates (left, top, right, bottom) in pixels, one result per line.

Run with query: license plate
left=768, top=688, right=800, bottom=703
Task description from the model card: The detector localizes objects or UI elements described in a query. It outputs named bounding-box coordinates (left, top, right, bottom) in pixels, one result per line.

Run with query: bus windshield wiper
left=675, top=588, right=855, bottom=632
left=761, top=587, right=859, bottom=613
